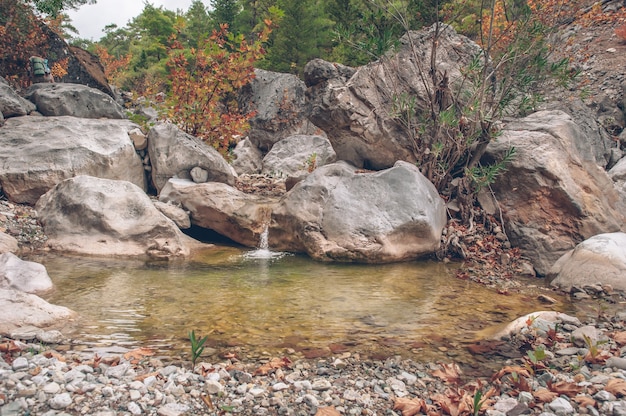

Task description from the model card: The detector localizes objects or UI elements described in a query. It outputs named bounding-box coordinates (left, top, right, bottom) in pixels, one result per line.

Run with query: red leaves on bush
left=166, top=21, right=273, bottom=155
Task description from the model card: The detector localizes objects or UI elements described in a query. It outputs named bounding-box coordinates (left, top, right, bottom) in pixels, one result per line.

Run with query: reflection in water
left=32, top=247, right=568, bottom=363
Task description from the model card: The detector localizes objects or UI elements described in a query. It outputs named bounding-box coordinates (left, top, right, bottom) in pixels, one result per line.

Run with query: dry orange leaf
left=0, top=341, right=20, bottom=353
left=201, top=394, right=214, bottom=410
left=491, top=365, right=530, bottom=381
left=549, top=381, right=583, bottom=397
left=431, top=363, right=462, bottom=385
left=315, top=406, right=341, bottom=416
left=533, top=388, right=558, bottom=403
left=123, top=347, right=155, bottom=362
left=612, top=331, right=626, bottom=346
left=393, top=397, right=427, bottom=416
left=43, top=351, right=66, bottom=362
left=254, top=357, right=292, bottom=376
left=606, top=379, right=626, bottom=397
left=134, top=371, right=160, bottom=382
left=572, top=395, right=596, bottom=408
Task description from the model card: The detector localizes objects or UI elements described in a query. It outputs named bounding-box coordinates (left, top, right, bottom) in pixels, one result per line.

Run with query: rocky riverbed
left=2, top=196, right=626, bottom=415
left=1, top=308, right=626, bottom=416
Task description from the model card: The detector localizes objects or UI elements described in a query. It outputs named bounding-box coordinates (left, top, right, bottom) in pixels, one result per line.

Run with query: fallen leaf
left=611, top=331, right=626, bottom=346
left=134, top=371, right=160, bottom=382
left=431, top=363, right=462, bottom=384
left=315, top=406, right=341, bottom=416
left=123, top=347, right=154, bottom=363
left=0, top=341, right=20, bottom=353
left=606, top=379, right=626, bottom=397
left=393, top=397, right=427, bottom=416
left=491, top=365, right=530, bottom=381
left=584, top=349, right=611, bottom=364
left=253, top=357, right=292, bottom=376
left=201, top=394, right=214, bottom=410
left=43, top=351, right=66, bottom=362
left=548, top=380, right=583, bottom=397
left=533, top=388, right=558, bottom=403
left=432, top=392, right=461, bottom=416
left=572, top=395, right=596, bottom=408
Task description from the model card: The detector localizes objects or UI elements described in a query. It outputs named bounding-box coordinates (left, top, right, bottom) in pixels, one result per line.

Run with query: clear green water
left=31, top=246, right=569, bottom=364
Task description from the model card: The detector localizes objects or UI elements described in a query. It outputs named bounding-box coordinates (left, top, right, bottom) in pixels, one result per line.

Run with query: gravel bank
left=2, top=307, right=626, bottom=415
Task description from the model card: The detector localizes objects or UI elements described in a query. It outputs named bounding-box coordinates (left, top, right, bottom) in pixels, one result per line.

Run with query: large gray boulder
left=306, top=24, right=482, bottom=169
left=147, top=123, right=236, bottom=193
left=544, top=100, right=618, bottom=168
left=36, top=176, right=200, bottom=259
left=238, top=69, right=321, bottom=152
left=548, top=232, right=626, bottom=292
left=0, top=116, right=146, bottom=204
left=261, top=134, right=336, bottom=177
left=24, top=83, right=125, bottom=119
left=0, top=252, right=52, bottom=294
left=0, top=82, right=36, bottom=118
left=231, top=138, right=264, bottom=175
left=485, top=110, right=625, bottom=275
left=159, top=179, right=277, bottom=248
left=0, top=289, right=75, bottom=334
left=269, top=161, right=446, bottom=262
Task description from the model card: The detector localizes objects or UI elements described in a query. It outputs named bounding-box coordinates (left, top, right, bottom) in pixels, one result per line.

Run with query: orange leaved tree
left=165, top=20, right=273, bottom=155
left=93, top=45, right=132, bottom=87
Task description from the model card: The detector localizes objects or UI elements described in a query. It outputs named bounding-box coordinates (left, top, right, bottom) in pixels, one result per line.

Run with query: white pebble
left=12, top=357, right=29, bottom=371
left=42, top=382, right=61, bottom=394
left=128, top=401, right=142, bottom=415
left=205, top=379, right=223, bottom=394
left=49, top=392, right=72, bottom=409
left=272, top=382, right=289, bottom=391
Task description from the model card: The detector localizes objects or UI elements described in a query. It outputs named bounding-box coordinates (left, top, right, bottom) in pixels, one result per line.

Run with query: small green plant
left=526, top=345, right=546, bottom=366
left=524, top=345, right=547, bottom=379
left=472, top=389, right=487, bottom=416
left=465, top=146, right=516, bottom=193
left=189, top=330, right=208, bottom=370
left=305, top=152, right=318, bottom=173
left=582, top=334, right=609, bottom=364
left=126, top=111, right=153, bottom=131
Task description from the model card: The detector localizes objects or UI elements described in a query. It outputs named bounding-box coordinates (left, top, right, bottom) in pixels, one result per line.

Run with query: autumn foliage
left=0, top=1, right=48, bottom=85
left=165, top=20, right=273, bottom=155
left=93, top=45, right=131, bottom=87
left=477, top=0, right=581, bottom=54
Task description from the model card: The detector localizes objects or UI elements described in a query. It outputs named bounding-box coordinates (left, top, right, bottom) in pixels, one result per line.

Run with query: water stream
left=30, top=245, right=574, bottom=366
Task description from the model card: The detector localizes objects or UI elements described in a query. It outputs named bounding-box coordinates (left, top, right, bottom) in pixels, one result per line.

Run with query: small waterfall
left=258, top=226, right=269, bottom=251
left=243, top=224, right=285, bottom=260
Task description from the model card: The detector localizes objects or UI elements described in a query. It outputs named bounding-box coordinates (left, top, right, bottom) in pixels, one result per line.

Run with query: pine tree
left=262, top=0, right=331, bottom=74
left=210, top=0, right=240, bottom=30
left=185, top=0, right=211, bottom=47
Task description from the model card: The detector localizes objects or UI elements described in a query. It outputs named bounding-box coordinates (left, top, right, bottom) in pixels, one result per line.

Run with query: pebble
left=1, top=309, right=625, bottom=416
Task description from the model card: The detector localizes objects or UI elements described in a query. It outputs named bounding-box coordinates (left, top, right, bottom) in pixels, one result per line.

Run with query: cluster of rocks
left=1, top=308, right=626, bottom=415
left=0, top=199, right=46, bottom=253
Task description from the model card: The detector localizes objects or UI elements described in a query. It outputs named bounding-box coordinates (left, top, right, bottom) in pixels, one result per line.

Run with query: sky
left=66, top=0, right=200, bottom=41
